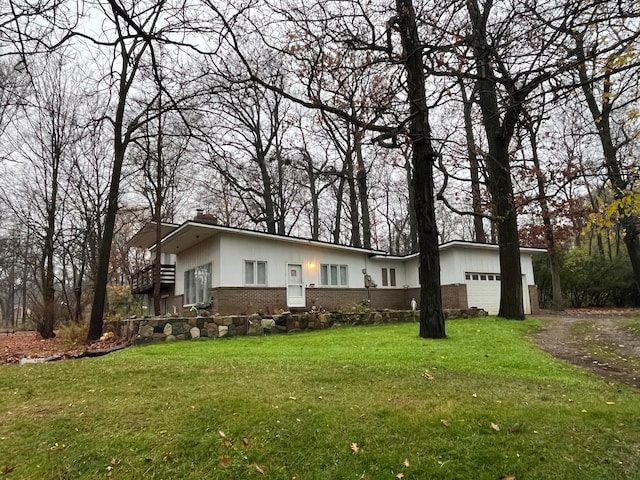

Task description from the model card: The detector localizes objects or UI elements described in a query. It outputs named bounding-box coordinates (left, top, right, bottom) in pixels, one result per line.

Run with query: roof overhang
left=127, top=222, right=180, bottom=250
left=438, top=240, right=545, bottom=255
left=154, top=221, right=389, bottom=255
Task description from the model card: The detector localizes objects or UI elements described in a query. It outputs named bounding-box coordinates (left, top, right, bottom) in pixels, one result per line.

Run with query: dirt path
left=532, top=309, right=640, bottom=389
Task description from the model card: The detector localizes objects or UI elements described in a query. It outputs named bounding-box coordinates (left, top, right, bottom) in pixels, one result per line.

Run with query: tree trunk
left=396, top=0, right=445, bottom=338
left=467, top=0, right=524, bottom=319
left=333, top=171, right=346, bottom=244
left=404, top=152, right=418, bottom=252
left=305, top=152, right=320, bottom=241
left=40, top=149, right=60, bottom=339
left=354, top=129, right=371, bottom=249
left=460, top=80, right=487, bottom=243
left=345, top=143, right=361, bottom=248
left=88, top=139, right=125, bottom=341
left=527, top=118, right=563, bottom=310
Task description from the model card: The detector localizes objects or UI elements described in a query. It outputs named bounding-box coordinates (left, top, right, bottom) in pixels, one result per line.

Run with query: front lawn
left=1, top=318, right=638, bottom=479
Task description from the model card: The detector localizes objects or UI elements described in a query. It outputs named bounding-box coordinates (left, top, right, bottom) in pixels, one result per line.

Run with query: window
left=184, top=262, right=212, bottom=305
left=245, top=260, right=267, bottom=285
left=321, top=264, right=348, bottom=286
left=466, top=272, right=500, bottom=282
left=381, top=268, right=397, bottom=287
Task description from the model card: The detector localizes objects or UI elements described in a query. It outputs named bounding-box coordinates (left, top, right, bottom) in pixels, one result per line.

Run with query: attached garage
left=464, top=272, right=532, bottom=315
left=438, top=242, right=542, bottom=316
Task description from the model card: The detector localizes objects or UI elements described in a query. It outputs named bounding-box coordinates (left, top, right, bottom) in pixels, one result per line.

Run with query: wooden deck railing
left=130, top=264, right=176, bottom=294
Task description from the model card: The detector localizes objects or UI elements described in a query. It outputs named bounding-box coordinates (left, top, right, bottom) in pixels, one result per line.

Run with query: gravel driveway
left=532, top=309, right=640, bottom=389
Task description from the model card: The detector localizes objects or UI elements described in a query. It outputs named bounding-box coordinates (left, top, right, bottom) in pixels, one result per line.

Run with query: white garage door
left=465, top=273, right=531, bottom=316
left=465, top=272, right=501, bottom=315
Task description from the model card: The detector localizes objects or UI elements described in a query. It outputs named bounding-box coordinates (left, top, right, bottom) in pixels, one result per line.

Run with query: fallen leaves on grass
left=490, top=422, right=500, bottom=432
left=422, top=370, right=434, bottom=380
left=351, top=442, right=360, bottom=454
left=500, top=475, right=516, bottom=480
left=253, top=464, right=265, bottom=474
left=403, top=458, right=410, bottom=467
left=441, top=419, right=451, bottom=427
left=220, top=455, right=229, bottom=468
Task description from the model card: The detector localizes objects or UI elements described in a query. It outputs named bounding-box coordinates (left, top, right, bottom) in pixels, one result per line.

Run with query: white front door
left=287, top=263, right=305, bottom=308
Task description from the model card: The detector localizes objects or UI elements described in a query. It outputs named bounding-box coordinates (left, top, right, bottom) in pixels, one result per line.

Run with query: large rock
left=163, top=323, right=173, bottom=336
left=205, top=322, right=218, bottom=338
left=138, top=324, right=154, bottom=338
left=218, top=325, right=228, bottom=337
left=172, top=322, right=188, bottom=335
left=261, top=318, right=276, bottom=331
left=247, top=314, right=262, bottom=336
left=190, top=327, right=201, bottom=339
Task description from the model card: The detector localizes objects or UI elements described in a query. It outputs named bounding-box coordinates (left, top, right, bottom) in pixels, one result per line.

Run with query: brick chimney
left=194, top=209, right=218, bottom=225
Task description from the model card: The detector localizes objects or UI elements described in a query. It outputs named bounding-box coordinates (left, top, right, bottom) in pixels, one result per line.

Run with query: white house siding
left=217, top=233, right=372, bottom=290
left=367, top=259, right=408, bottom=288
left=174, top=237, right=220, bottom=296
left=440, top=245, right=535, bottom=315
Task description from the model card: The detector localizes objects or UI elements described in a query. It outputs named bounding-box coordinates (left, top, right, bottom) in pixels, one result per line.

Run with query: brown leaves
left=351, top=442, right=360, bottom=454
left=499, top=475, right=516, bottom=480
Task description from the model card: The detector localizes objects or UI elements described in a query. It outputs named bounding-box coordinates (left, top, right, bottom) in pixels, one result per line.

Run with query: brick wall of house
left=213, top=287, right=288, bottom=315
left=305, top=288, right=372, bottom=310
left=167, top=283, right=473, bottom=316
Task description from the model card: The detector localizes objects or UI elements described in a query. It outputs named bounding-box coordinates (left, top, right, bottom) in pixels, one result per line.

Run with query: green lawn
left=1, top=318, right=639, bottom=479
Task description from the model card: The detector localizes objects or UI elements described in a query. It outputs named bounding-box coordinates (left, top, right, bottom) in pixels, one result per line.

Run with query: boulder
left=138, top=324, right=154, bottom=338
left=163, top=323, right=173, bottom=336
left=190, top=327, right=201, bottom=339
left=261, top=318, right=276, bottom=331
left=218, top=325, right=228, bottom=338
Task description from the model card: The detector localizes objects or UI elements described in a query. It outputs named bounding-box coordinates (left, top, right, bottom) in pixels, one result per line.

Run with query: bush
left=106, top=284, right=142, bottom=319
left=57, top=318, right=90, bottom=346
left=535, top=243, right=639, bottom=308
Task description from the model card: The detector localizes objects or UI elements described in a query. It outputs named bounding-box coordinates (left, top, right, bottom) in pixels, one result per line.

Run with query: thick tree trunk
left=404, top=153, right=418, bottom=252
left=396, top=0, right=445, bottom=338
left=467, top=0, right=524, bottom=319
left=484, top=135, right=524, bottom=319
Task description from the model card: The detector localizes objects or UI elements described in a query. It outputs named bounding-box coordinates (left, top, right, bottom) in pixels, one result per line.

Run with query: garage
left=465, top=272, right=532, bottom=315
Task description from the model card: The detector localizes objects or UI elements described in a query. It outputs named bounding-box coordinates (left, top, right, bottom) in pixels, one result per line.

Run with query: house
left=128, top=217, right=543, bottom=316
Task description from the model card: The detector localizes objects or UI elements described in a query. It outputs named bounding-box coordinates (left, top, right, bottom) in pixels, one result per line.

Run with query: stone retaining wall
left=108, top=308, right=487, bottom=345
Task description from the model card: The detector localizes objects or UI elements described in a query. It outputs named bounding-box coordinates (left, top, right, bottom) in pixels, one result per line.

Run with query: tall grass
left=1, top=318, right=638, bottom=479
